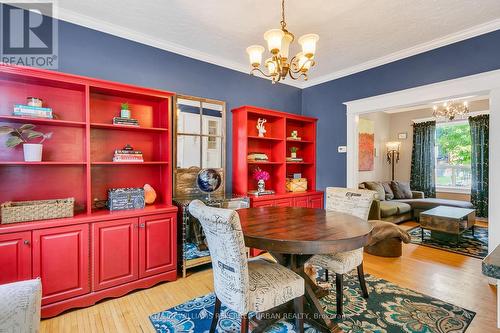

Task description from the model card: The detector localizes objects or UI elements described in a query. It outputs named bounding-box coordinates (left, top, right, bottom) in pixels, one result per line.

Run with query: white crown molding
left=54, top=8, right=304, bottom=88
left=302, top=18, right=500, bottom=89
left=54, top=8, right=499, bottom=91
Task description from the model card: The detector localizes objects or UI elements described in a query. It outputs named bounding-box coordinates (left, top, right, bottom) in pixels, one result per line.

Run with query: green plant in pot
left=0, top=124, right=53, bottom=162
left=290, top=146, right=299, bottom=158
left=120, top=102, right=131, bottom=119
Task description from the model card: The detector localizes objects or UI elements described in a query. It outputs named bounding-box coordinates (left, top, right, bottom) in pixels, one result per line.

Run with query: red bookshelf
left=0, top=64, right=177, bottom=317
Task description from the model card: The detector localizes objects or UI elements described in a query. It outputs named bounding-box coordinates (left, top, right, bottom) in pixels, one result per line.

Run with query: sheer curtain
left=469, top=115, right=489, bottom=217
left=410, top=121, right=436, bottom=198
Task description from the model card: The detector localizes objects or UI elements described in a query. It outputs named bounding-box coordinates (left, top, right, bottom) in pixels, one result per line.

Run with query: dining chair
left=188, top=200, right=305, bottom=333
left=306, top=187, right=375, bottom=319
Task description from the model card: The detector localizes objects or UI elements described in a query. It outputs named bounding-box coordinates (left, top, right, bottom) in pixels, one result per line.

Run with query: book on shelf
left=13, top=104, right=53, bottom=119
left=112, top=153, right=144, bottom=162
left=113, top=117, right=139, bottom=126
left=286, top=157, right=304, bottom=162
left=286, top=136, right=302, bottom=141
left=247, top=152, right=269, bottom=161
left=114, top=149, right=143, bottom=155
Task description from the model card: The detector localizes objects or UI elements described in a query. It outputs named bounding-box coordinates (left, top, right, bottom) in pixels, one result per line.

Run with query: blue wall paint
left=302, top=29, right=500, bottom=190
left=55, top=20, right=302, bottom=193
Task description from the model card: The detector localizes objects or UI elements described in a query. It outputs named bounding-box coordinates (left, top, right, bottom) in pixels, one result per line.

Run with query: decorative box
left=286, top=178, right=308, bottom=192
left=107, top=188, right=145, bottom=211
left=1, top=198, right=74, bottom=224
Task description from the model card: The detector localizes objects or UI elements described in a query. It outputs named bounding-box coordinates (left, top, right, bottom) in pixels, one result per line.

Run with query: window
left=435, top=121, right=471, bottom=190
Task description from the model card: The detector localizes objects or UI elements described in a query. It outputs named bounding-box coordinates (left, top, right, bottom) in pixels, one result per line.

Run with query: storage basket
left=286, top=178, right=308, bottom=192
left=1, top=198, right=74, bottom=224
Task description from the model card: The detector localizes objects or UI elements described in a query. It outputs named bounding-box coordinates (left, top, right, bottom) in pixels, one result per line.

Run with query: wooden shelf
left=91, top=161, right=168, bottom=165
left=247, top=161, right=283, bottom=165
left=286, top=161, right=313, bottom=165
left=0, top=161, right=86, bottom=165
left=248, top=135, right=282, bottom=141
left=90, top=122, right=168, bottom=132
left=0, top=115, right=85, bottom=127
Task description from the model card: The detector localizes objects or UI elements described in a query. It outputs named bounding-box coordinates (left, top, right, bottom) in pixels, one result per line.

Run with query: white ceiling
left=56, top=0, right=500, bottom=88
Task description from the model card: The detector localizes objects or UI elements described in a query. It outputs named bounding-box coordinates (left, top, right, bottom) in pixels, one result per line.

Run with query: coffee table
left=419, top=206, right=476, bottom=243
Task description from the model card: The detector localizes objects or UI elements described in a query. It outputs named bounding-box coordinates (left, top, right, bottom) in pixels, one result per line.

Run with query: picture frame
left=398, top=132, right=408, bottom=140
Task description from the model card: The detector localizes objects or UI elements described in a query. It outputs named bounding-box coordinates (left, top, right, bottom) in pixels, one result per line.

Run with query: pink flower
left=253, top=168, right=270, bottom=181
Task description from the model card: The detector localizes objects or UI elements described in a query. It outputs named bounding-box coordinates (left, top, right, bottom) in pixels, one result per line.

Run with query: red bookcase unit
left=232, top=106, right=324, bottom=256
left=0, top=64, right=177, bottom=317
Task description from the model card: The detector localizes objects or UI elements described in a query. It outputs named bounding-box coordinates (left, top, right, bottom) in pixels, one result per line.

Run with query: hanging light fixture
left=246, top=0, right=319, bottom=84
left=433, top=100, right=470, bottom=121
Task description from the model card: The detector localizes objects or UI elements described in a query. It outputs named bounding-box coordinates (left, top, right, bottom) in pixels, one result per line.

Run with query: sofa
left=360, top=181, right=474, bottom=224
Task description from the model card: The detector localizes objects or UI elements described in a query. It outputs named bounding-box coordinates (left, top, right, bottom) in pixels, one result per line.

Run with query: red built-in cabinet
left=0, top=64, right=177, bottom=318
left=232, top=106, right=324, bottom=257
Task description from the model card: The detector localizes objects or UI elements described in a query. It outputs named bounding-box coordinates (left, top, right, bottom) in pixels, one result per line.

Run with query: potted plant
left=120, top=102, right=131, bottom=119
left=290, top=146, right=299, bottom=158
left=252, top=167, right=270, bottom=193
left=0, top=124, right=53, bottom=162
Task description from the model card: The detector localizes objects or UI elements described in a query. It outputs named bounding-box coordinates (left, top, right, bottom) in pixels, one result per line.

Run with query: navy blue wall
left=302, top=29, right=500, bottom=190
left=55, top=20, right=302, bottom=193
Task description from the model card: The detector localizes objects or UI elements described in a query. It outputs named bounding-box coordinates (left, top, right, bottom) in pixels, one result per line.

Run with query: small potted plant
left=0, top=124, right=52, bottom=162
left=120, top=102, right=131, bottom=119
left=290, top=147, right=299, bottom=158
left=253, top=167, right=270, bottom=193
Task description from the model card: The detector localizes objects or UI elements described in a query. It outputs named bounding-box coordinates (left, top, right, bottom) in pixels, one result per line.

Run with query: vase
left=257, top=179, right=265, bottom=193
left=291, top=152, right=297, bottom=158
left=23, top=143, right=43, bottom=162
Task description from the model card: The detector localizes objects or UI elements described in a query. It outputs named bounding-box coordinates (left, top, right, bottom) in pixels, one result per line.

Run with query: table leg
left=421, top=227, right=424, bottom=242
left=472, top=225, right=475, bottom=237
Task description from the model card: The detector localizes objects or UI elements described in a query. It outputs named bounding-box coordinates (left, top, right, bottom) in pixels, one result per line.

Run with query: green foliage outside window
left=436, top=123, right=471, bottom=165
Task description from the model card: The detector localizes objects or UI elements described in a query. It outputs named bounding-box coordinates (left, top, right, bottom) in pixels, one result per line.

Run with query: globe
left=196, top=168, right=222, bottom=194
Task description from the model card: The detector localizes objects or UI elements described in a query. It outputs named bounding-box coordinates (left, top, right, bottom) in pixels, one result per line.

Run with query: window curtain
left=410, top=121, right=436, bottom=198
left=469, top=115, right=489, bottom=217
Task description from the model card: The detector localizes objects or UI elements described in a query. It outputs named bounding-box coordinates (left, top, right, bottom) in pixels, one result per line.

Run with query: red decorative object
left=0, top=64, right=177, bottom=318
left=252, top=167, right=270, bottom=181
left=232, top=105, right=324, bottom=256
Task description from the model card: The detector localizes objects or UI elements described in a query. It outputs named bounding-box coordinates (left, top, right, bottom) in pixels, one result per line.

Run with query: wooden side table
left=420, top=206, right=476, bottom=243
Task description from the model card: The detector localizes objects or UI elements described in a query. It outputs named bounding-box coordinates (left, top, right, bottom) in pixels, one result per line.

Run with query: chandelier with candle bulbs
left=246, top=0, right=319, bottom=84
left=433, top=100, right=470, bottom=121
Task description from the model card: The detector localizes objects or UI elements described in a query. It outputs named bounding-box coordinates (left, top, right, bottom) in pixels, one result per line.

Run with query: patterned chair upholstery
left=306, top=187, right=375, bottom=318
left=0, top=279, right=42, bottom=333
left=188, top=200, right=305, bottom=333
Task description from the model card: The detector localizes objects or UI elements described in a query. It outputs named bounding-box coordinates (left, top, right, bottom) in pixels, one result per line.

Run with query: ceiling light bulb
left=264, top=29, right=284, bottom=54
left=246, top=45, right=265, bottom=67
left=298, top=34, right=319, bottom=58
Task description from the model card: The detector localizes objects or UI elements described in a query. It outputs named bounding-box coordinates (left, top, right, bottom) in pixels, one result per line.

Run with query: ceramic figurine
left=256, top=118, right=267, bottom=137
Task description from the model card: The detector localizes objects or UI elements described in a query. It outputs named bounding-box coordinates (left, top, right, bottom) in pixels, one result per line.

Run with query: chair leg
left=210, top=297, right=221, bottom=333
left=293, top=296, right=304, bottom=333
left=325, top=269, right=329, bottom=282
left=335, top=273, right=344, bottom=319
left=357, top=263, right=369, bottom=299
left=240, top=313, right=249, bottom=333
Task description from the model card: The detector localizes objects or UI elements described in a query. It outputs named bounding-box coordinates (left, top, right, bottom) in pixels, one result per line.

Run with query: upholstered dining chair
left=306, top=187, right=375, bottom=319
left=188, top=200, right=305, bottom=333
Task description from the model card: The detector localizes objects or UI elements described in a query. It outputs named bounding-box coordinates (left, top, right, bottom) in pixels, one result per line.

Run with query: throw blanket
left=367, top=220, right=411, bottom=246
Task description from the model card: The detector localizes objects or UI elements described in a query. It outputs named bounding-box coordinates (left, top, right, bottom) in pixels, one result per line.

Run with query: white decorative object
left=23, top=143, right=43, bottom=162
left=256, top=118, right=267, bottom=137
left=0, top=279, right=42, bottom=333
left=187, top=200, right=304, bottom=315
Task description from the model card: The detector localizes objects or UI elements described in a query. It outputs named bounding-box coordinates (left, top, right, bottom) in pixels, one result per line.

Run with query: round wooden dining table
left=238, top=206, right=373, bottom=333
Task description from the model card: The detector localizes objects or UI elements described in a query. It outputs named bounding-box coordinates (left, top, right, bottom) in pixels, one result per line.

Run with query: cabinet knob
left=139, top=223, right=145, bottom=228
left=24, top=240, right=30, bottom=245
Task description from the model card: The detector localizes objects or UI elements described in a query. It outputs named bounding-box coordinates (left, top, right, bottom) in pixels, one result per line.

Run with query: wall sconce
left=386, top=141, right=401, bottom=181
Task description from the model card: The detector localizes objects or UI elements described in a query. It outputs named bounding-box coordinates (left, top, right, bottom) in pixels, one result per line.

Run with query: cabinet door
left=309, top=194, right=324, bottom=209
left=33, top=225, right=89, bottom=305
left=92, top=218, right=139, bottom=291
left=293, top=196, right=309, bottom=208
left=275, top=198, right=293, bottom=207
left=139, top=214, right=176, bottom=278
left=0, top=232, right=32, bottom=284
left=252, top=200, right=275, bottom=208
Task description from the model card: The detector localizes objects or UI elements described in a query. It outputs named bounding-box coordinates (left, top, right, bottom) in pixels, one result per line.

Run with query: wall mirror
left=173, top=95, right=226, bottom=197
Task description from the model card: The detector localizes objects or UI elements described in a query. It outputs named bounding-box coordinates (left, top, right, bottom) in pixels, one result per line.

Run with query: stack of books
left=113, top=148, right=144, bottom=162
left=13, top=104, right=53, bottom=119
left=286, top=157, right=304, bottom=162
left=113, top=117, right=139, bottom=126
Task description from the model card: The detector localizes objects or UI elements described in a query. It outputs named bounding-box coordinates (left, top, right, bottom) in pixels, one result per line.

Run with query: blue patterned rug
left=408, top=226, right=488, bottom=259
left=185, top=242, right=210, bottom=260
left=150, top=273, right=475, bottom=333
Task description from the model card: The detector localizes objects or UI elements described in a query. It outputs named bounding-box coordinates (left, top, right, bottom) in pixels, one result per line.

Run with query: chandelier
left=432, top=101, right=469, bottom=120
left=246, top=0, right=319, bottom=84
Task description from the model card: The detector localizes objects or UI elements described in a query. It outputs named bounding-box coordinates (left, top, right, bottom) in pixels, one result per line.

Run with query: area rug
left=408, top=226, right=488, bottom=259
left=150, top=272, right=475, bottom=333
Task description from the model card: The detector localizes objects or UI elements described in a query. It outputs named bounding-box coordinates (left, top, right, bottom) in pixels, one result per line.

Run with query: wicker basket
left=286, top=178, right=308, bottom=192
left=1, top=198, right=74, bottom=224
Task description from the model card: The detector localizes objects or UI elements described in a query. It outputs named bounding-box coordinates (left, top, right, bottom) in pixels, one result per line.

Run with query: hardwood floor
left=41, top=240, right=497, bottom=332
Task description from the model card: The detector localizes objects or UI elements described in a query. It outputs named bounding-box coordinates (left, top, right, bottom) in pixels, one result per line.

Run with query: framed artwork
left=358, top=118, right=375, bottom=171
left=398, top=132, right=408, bottom=139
